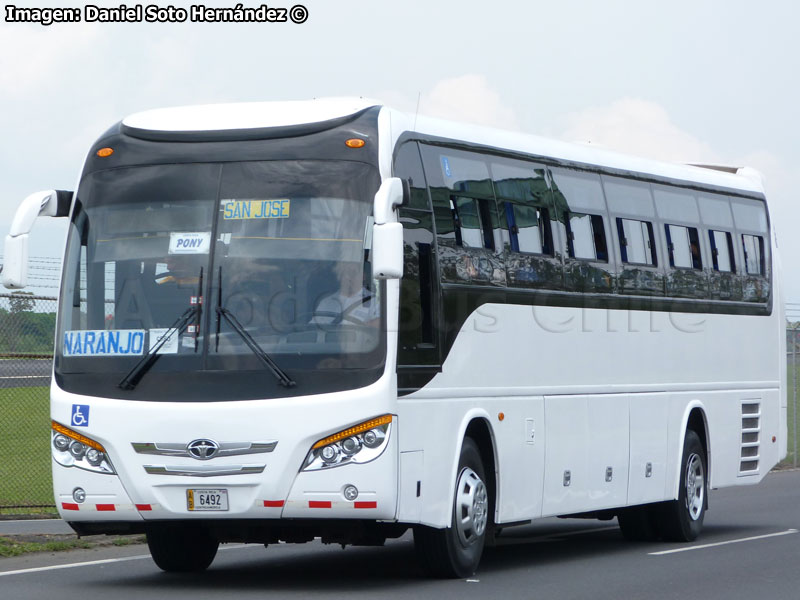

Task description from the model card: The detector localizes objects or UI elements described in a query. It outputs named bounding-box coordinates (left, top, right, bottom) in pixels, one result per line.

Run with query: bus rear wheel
left=657, top=429, right=707, bottom=542
left=414, top=437, right=489, bottom=578
left=147, top=526, right=219, bottom=572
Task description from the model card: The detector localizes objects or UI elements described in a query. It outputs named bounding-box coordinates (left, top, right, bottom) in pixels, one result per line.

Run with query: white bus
left=3, top=98, right=785, bottom=577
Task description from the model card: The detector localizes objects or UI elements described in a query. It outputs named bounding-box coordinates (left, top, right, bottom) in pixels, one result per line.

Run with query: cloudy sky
left=1, top=0, right=798, bottom=303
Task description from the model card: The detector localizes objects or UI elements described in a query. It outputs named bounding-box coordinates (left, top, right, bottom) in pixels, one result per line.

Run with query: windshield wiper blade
left=216, top=306, right=297, bottom=388
left=118, top=305, right=198, bottom=390
left=118, top=267, right=204, bottom=391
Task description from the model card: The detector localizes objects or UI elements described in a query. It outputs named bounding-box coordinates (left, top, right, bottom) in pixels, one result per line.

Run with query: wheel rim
left=454, top=467, right=488, bottom=547
left=684, top=452, right=705, bottom=521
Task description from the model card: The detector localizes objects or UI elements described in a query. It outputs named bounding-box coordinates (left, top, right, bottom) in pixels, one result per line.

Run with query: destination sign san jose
left=4, top=4, right=308, bottom=25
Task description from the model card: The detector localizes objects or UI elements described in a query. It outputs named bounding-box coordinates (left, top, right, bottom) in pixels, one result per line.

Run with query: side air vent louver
left=739, top=401, right=761, bottom=475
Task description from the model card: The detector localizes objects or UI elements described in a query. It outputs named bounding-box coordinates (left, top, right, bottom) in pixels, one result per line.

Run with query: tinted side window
left=617, top=218, right=657, bottom=266
left=492, top=159, right=553, bottom=255
left=698, top=194, right=734, bottom=228
left=505, top=203, right=552, bottom=254
left=420, top=143, right=505, bottom=287
left=742, top=234, right=765, bottom=275
left=452, top=196, right=495, bottom=250
left=731, top=200, right=768, bottom=233
left=393, top=142, right=430, bottom=210
left=653, top=186, right=699, bottom=223
left=708, top=230, right=735, bottom=272
left=567, top=213, right=607, bottom=261
left=730, top=198, right=769, bottom=303
left=604, top=178, right=655, bottom=218
left=665, top=224, right=702, bottom=269
left=551, top=168, right=614, bottom=294
left=421, top=145, right=492, bottom=196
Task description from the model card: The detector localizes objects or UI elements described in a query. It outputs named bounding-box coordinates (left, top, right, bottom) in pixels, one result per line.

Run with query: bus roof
left=122, top=98, right=380, bottom=133
left=121, top=97, right=764, bottom=196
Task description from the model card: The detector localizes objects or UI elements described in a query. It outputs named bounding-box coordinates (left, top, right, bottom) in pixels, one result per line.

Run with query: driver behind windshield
left=312, top=261, right=378, bottom=326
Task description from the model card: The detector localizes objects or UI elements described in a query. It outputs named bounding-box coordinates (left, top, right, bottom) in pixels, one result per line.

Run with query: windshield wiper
left=118, top=268, right=203, bottom=391
left=118, top=305, right=198, bottom=390
left=215, top=267, right=296, bottom=388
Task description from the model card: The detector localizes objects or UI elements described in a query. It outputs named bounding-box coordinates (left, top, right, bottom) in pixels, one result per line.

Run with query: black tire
left=414, top=437, right=489, bottom=578
left=618, top=505, right=659, bottom=541
left=657, top=429, right=707, bottom=542
left=147, top=526, right=219, bottom=573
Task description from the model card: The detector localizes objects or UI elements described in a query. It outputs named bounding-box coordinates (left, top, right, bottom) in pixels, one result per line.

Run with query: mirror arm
left=9, top=190, right=72, bottom=236
left=373, top=178, right=404, bottom=225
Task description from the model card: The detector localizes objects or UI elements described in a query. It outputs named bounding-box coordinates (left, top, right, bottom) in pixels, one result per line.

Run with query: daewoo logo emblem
left=187, top=439, right=219, bottom=460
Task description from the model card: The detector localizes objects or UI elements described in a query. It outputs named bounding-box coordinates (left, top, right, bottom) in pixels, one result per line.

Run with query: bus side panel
left=541, top=394, right=629, bottom=517
left=396, top=397, right=545, bottom=528
left=628, top=393, right=670, bottom=506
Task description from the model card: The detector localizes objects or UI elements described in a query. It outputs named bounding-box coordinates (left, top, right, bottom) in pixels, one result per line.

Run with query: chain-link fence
left=0, top=301, right=798, bottom=514
left=0, top=292, right=57, bottom=514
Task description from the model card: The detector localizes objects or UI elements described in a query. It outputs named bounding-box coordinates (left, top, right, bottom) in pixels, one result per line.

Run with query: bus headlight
left=51, top=421, right=116, bottom=475
left=302, top=415, right=392, bottom=471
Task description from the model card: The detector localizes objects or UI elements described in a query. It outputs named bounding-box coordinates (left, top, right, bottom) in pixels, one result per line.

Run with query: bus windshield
left=56, top=160, right=385, bottom=401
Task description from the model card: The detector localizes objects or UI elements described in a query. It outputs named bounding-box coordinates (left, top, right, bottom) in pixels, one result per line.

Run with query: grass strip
left=0, top=534, right=146, bottom=558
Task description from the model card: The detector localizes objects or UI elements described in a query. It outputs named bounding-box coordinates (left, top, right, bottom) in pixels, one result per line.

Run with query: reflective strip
left=354, top=501, right=377, bottom=509
left=96, top=504, right=116, bottom=512
left=263, top=500, right=284, bottom=508
left=62, top=502, right=80, bottom=511
left=135, top=504, right=152, bottom=511
left=308, top=501, right=331, bottom=509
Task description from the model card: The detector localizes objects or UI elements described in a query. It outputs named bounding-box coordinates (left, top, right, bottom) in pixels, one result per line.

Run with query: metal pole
left=792, top=327, right=797, bottom=467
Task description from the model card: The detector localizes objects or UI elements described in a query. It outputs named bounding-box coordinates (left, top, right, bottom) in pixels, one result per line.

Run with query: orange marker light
left=498, top=412, right=505, bottom=422
left=312, top=414, right=393, bottom=449
left=345, top=138, right=366, bottom=148
left=96, top=147, right=114, bottom=158
left=52, top=421, right=106, bottom=452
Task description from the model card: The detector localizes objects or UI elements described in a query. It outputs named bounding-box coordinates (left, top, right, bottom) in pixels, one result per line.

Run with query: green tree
left=9, top=291, right=35, bottom=314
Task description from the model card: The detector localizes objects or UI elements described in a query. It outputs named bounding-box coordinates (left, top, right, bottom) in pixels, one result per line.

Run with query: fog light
left=72, top=487, right=86, bottom=503
left=69, top=441, right=87, bottom=459
left=85, top=448, right=104, bottom=466
left=53, top=434, right=70, bottom=452
left=343, top=485, right=358, bottom=501
left=341, top=437, right=361, bottom=456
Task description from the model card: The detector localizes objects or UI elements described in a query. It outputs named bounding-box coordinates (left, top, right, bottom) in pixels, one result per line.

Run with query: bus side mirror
left=2, top=189, right=72, bottom=289
left=2, top=234, right=29, bottom=289
left=372, top=222, right=403, bottom=279
left=372, top=178, right=405, bottom=279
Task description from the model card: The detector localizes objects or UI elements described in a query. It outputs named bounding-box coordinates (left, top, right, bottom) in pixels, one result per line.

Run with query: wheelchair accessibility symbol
left=71, top=404, right=90, bottom=427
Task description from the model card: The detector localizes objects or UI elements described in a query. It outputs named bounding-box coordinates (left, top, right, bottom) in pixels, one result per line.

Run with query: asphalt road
left=1, top=469, right=799, bottom=600
left=0, top=358, right=50, bottom=388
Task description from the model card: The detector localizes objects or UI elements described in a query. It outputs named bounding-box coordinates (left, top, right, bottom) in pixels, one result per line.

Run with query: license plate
left=187, top=488, right=229, bottom=511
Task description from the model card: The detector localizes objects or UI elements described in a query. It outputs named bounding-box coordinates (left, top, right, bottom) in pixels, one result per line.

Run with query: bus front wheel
left=147, top=526, right=219, bottom=572
left=414, top=437, right=489, bottom=578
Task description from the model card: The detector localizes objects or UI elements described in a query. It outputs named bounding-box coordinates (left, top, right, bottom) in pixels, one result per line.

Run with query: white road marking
left=0, top=543, right=253, bottom=577
left=0, top=555, right=151, bottom=577
left=649, top=529, right=798, bottom=556
left=0, top=375, right=48, bottom=380
left=0, top=519, right=62, bottom=524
